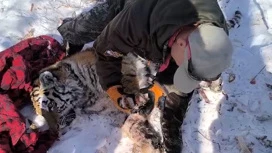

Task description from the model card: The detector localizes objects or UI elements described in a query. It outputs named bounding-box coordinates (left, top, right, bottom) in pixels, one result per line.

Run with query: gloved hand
left=134, top=81, right=167, bottom=115
left=106, top=85, right=138, bottom=114
left=106, top=82, right=166, bottom=115
left=140, top=81, right=166, bottom=107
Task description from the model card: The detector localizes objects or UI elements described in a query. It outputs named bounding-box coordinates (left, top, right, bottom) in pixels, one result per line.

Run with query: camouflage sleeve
left=57, top=0, right=126, bottom=45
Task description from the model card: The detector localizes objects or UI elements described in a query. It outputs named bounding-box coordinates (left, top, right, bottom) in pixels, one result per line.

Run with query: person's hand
left=106, top=85, right=138, bottom=114
left=130, top=91, right=155, bottom=115
left=106, top=82, right=167, bottom=115
left=133, top=81, right=167, bottom=115
left=106, top=85, right=158, bottom=115
left=140, top=81, right=166, bottom=106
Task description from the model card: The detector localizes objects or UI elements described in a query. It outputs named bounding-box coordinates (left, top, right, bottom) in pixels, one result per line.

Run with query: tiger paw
left=122, top=114, right=162, bottom=153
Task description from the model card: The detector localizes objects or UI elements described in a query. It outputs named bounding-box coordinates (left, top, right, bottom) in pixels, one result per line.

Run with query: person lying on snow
left=57, top=0, right=233, bottom=152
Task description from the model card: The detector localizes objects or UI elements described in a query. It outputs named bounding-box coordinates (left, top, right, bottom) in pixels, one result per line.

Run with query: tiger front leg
left=122, top=113, right=163, bottom=153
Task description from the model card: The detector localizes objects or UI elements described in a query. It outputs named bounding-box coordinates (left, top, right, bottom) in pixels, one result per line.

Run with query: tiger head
left=30, top=50, right=102, bottom=133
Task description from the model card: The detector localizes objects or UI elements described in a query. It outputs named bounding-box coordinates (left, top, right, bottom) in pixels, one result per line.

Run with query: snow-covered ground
left=1, top=0, right=272, bottom=152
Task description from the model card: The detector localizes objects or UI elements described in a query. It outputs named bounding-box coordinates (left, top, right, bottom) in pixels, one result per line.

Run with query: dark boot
left=66, top=43, right=84, bottom=56
left=160, top=91, right=193, bottom=153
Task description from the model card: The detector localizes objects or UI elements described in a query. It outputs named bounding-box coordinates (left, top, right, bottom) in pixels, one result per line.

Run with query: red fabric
left=158, top=55, right=171, bottom=72
left=0, top=35, right=65, bottom=153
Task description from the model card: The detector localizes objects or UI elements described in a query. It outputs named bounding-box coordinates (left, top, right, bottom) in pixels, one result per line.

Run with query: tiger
left=30, top=48, right=104, bottom=133
left=30, top=48, right=163, bottom=152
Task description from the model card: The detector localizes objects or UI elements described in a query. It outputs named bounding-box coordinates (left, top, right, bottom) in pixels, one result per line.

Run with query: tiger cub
left=30, top=48, right=103, bottom=133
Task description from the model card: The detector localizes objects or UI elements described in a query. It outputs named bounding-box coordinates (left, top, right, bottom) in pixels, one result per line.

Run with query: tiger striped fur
left=121, top=52, right=159, bottom=95
left=30, top=48, right=163, bottom=152
left=30, top=48, right=103, bottom=133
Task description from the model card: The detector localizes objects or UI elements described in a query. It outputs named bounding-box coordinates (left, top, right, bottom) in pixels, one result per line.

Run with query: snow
left=1, top=0, right=272, bottom=153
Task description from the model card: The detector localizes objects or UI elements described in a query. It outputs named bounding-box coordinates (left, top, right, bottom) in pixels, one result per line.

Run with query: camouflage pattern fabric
left=57, top=0, right=126, bottom=45
left=0, top=35, right=64, bottom=153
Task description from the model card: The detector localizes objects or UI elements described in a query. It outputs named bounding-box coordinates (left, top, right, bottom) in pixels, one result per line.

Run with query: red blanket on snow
left=0, top=35, right=65, bottom=153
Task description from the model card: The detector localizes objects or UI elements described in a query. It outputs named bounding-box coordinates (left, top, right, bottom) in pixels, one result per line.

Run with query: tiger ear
left=39, top=71, right=57, bottom=89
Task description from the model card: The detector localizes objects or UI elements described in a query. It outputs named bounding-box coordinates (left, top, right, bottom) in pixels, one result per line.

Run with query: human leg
left=156, top=59, right=194, bottom=153
left=57, top=0, right=126, bottom=55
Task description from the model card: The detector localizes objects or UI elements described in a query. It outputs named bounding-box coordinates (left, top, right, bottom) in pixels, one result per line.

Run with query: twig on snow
left=195, top=130, right=221, bottom=152
left=250, top=65, right=266, bottom=84
left=198, top=88, right=210, bottom=103
left=266, top=83, right=272, bottom=90
left=222, top=90, right=229, bottom=100
left=30, top=3, right=34, bottom=12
